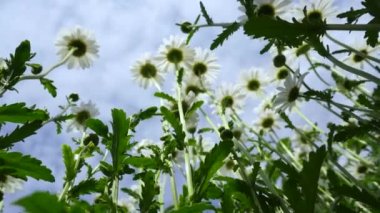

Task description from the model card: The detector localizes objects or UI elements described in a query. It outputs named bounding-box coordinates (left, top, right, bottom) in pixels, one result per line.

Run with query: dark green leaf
left=138, top=171, right=160, bottom=213
left=62, top=144, right=75, bottom=182
left=193, top=139, right=233, bottom=202
left=279, top=112, right=296, bottom=130
left=210, top=22, right=240, bottom=50
left=123, top=156, right=158, bottom=170
left=14, top=192, right=65, bottom=213
left=0, top=152, right=54, bottom=182
left=303, top=89, right=334, bottom=102
left=0, top=103, right=48, bottom=123
left=364, top=18, right=380, bottom=47
left=362, top=0, right=380, bottom=19
left=0, top=120, right=42, bottom=149
left=154, top=92, right=176, bottom=103
left=337, top=8, right=367, bottom=24
left=300, top=145, right=327, bottom=213
left=40, top=78, right=57, bottom=97
left=137, top=106, right=158, bottom=120
left=111, top=109, right=130, bottom=175
left=171, top=202, right=214, bottom=213
left=160, top=106, right=185, bottom=150
left=283, top=178, right=305, bottom=213
left=86, top=118, right=109, bottom=138
left=200, top=2, right=213, bottom=24
left=12, top=40, right=31, bottom=76
left=69, top=178, right=104, bottom=198
left=185, top=100, right=203, bottom=119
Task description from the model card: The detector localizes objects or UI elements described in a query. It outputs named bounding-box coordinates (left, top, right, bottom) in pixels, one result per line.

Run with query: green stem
left=294, top=107, right=324, bottom=133
left=111, top=177, right=119, bottom=210
left=325, top=24, right=380, bottom=31
left=19, top=48, right=76, bottom=81
left=159, top=175, right=167, bottom=213
left=169, top=164, right=179, bottom=210
left=196, top=22, right=233, bottom=28
left=175, top=65, right=194, bottom=199
left=305, top=53, right=330, bottom=86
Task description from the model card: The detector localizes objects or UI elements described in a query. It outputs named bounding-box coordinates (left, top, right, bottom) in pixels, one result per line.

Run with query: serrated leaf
left=69, top=178, right=104, bottom=198
left=362, top=0, right=380, bottom=19
left=160, top=106, right=185, bottom=150
left=200, top=2, right=213, bottom=24
left=154, top=92, right=176, bottom=103
left=0, top=120, right=42, bottom=149
left=40, top=78, right=57, bottom=97
left=364, top=18, right=380, bottom=47
left=62, top=144, right=75, bottom=182
left=0, top=103, right=48, bottom=123
left=210, top=22, right=240, bottom=50
left=279, top=112, right=296, bottom=130
left=303, top=89, right=334, bottom=102
left=123, top=156, right=158, bottom=170
left=0, top=152, right=54, bottom=182
left=111, top=109, right=130, bottom=175
left=171, top=202, right=214, bottom=213
left=193, top=139, right=233, bottom=202
left=138, top=171, right=160, bottom=213
left=14, top=192, right=65, bottom=213
left=86, top=118, right=109, bottom=138
left=137, top=106, right=157, bottom=120
left=300, top=145, right=327, bottom=213
left=337, top=8, right=367, bottom=24
left=185, top=100, right=203, bottom=119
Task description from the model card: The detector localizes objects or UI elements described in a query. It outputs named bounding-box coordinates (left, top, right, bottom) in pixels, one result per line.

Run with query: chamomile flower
left=254, top=95, right=275, bottom=113
left=238, top=0, right=292, bottom=23
left=189, top=48, right=220, bottom=83
left=182, top=75, right=208, bottom=97
left=274, top=67, right=290, bottom=81
left=131, top=53, right=164, bottom=89
left=343, top=39, right=378, bottom=70
left=156, top=35, right=195, bottom=72
left=219, top=155, right=239, bottom=178
left=255, top=109, right=280, bottom=132
left=239, top=67, right=268, bottom=97
left=297, top=0, right=337, bottom=23
left=0, top=175, right=24, bottom=193
left=67, top=100, right=99, bottom=132
left=273, top=71, right=308, bottom=112
left=347, top=161, right=371, bottom=180
left=56, top=26, right=99, bottom=69
left=214, top=84, right=246, bottom=115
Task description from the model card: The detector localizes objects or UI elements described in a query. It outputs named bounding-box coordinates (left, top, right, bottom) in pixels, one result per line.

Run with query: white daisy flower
left=231, top=125, right=248, bottom=142
left=343, top=39, right=379, bottom=70
left=273, top=71, right=308, bottom=112
left=189, top=48, right=220, bottom=83
left=0, top=175, right=24, bottom=193
left=274, top=67, right=290, bottom=82
left=218, top=155, right=240, bottom=178
left=67, top=100, right=99, bottom=132
left=347, top=161, right=371, bottom=180
left=239, top=67, right=268, bottom=97
left=255, top=109, right=280, bottom=132
left=131, top=53, right=164, bottom=89
left=56, top=26, right=99, bottom=69
left=214, top=84, right=246, bottom=115
left=156, top=35, right=195, bottom=73
left=296, top=0, right=337, bottom=23
left=238, top=0, right=292, bottom=23
left=254, top=95, right=275, bottom=113
left=182, top=75, right=209, bottom=97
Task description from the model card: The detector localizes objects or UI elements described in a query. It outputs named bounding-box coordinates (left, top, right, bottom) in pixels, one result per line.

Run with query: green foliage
left=170, top=202, right=215, bottom=213
left=69, top=178, right=106, bottom=198
left=110, top=109, right=130, bottom=176
left=14, top=192, right=66, bottom=213
left=337, top=8, right=367, bottom=24
left=0, top=151, right=54, bottom=182
left=279, top=112, right=296, bottom=130
left=0, top=120, right=42, bottom=149
left=137, top=171, right=160, bottom=213
left=160, top=106, right=185, bottom=150
left=86, top=118, right=109, bottom=138
left=210, top=22, right=240, bottom=50
left=154, top=92, right=176, bottom=103
left=185, top=100, right=203, bottom=119
left=192, top=139, right=233, bottom=202
left=303, top=89, right=334, bottom=102
left=39, top=78, right=57, bottom=97
left=123, top=156, right=158, bottom=170
left=199, top=2, right=213, bottom=25
left=62, top=144, right=76, bottom=182
left=0, top=103, right=48, bottom=123
left=244, top=16, right=325, bottom=48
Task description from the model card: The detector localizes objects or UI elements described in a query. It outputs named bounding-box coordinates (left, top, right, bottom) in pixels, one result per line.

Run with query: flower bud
left=273, top=54, right=286, bottom=68
left=69, top=93, right=79, bottom=102
left=83, top=133, right=99, bottom=146
left=29, top=63, right=43, bottom=75
left=180, top=22, right=193, bottom=34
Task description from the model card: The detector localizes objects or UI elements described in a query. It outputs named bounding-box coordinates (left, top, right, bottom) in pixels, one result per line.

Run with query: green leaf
left=364, top=18, right=380, bottom=47
left=210, top=22, right=240, bottom=50
left=0, top=152, right=54, bottom=182
left=303, top=89, right=334, bottom=102
left=244, top=17, right=325, bottom=48
left=283, top=178, right=305, bottom=213
left=69, top=178, right=106, bottom=198
left=12, top=40, right=31, bottom=76
left=199, top=2, right=213, bottom=24
left=0, top=103, right=48, bottom=123
left=137, top=106, right=157, bottom=120
left=185, top=100, right=203, bottom=119
left=0, top=120, right=42, bottom=149
left=337, top=8, right=367, bottom=24
left=300, top=145, right=327, bottom=213
left=39, top=78, right=57, bottom=97
left=14, top=192, right=65, bottom=213
left=111, top=109, right=130, bottom=175
left=154, top=92, right=176, bottom=103
left=193, top=139, right=233, bottom=202
left=123, top=156, right=158, bottom=169
left=279, top=112, right=296, bottom=130
left=362, top=0, right=380, bottom=19
left=171, top=202, right=214, bottom=213
left=138, top=171, right=160, bottom=213
left=160, top=106, right=185, bottom=150
left=86, top=118, right=109, bottom=138
left=62, top=144, right=75, bottom=182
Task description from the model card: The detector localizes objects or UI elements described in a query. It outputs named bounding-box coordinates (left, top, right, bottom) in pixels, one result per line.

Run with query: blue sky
left=0, top=0, right=364, bottom=212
